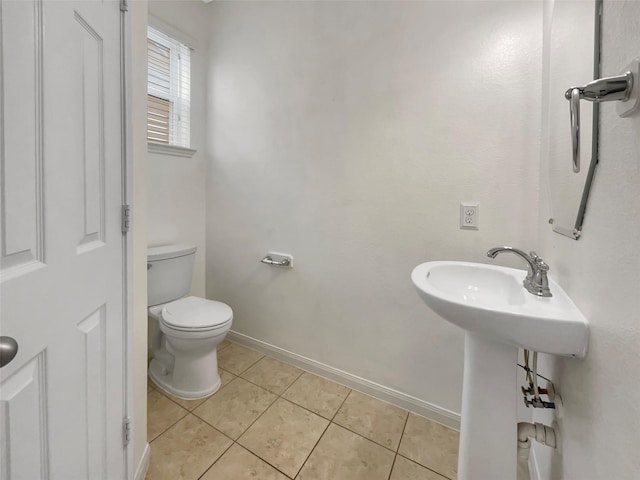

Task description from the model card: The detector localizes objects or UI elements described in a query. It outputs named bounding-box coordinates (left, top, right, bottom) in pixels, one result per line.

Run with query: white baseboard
left=134, top=443, right=151, bottom=480
left=227, top=330, right=461, bottom=430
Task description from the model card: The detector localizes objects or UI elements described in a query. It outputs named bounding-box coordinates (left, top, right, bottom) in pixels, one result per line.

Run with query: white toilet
left=147, top=244, right=233, bottom=399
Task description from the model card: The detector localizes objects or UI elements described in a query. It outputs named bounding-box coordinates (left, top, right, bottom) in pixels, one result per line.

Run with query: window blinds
left=147, top=26, right=191, bottom=148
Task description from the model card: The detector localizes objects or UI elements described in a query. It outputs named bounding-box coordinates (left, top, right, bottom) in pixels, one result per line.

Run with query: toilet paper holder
left=261, top=252, right=293, bottom=268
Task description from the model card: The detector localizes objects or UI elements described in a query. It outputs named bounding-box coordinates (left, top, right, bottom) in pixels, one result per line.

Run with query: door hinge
left=120, top=0, right=128, bottom=12
left=121, top=204, right=131, bottom=234
left=123, top=416, right=132, bottom=447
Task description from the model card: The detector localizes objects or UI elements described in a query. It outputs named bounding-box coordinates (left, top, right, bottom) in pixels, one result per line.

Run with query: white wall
left=206, top=1, right=542, bottom=418
left=535, top=1, right=640, bottom=477
left=147, top=1, right=210, bottom=298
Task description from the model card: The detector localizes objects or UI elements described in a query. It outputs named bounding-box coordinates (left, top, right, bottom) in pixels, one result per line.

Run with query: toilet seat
left=160, top=296, right=233, bottom=332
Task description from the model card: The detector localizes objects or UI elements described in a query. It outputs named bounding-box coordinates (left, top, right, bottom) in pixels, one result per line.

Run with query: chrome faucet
left=487, top=247, right=552, bottom=297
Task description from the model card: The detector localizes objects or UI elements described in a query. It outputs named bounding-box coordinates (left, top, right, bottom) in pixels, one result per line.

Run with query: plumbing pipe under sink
left=517, top=422, right=557, bottom=480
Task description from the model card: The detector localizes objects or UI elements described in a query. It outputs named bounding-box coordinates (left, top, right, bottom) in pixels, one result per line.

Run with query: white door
left=0, top=1, right=127, bottom=479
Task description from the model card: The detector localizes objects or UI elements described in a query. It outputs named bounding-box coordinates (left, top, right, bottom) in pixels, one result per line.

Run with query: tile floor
left=146, top=340, right=459, bottom=480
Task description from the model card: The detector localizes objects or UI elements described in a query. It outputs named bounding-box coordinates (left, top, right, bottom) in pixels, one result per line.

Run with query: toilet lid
left=161, top=296, right=233, bottom=331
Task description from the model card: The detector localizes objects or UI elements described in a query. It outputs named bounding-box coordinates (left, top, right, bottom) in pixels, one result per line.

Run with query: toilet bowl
left=147, top=245, right=233, bottom=399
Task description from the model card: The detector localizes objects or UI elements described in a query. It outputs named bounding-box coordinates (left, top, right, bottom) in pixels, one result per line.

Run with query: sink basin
left=411, top=261, right=589, bottom=357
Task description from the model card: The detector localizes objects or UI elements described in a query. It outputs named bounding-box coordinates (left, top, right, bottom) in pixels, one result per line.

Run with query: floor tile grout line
left=220, top=342, right=265, bottom=376
left=147, top=405, right=190, bottom=444
left=387, top=454, right=399, bottom=480
left=257, top=352, right=416, bottom=454
left=189, top=388, right=278, bottom=443
left=226, top=341, right=356, bottom=395
left=187, top=362, right=300, bottom=445
left=231, top=387, right=281, bottom=441
left=327, top=420, right=403, bottom=455
left=293, top=420, right=408, bottom=480
left=396, top=411, right=455, bottom=479
left=293, top=385, right=394, bottom=480
left=195, top=439, right=236, bottom=480
left=395, top=453, right=453, bottom=480
left=232, top=393, right=330, bottom=478
left=150, top=370, right=240, bottom=444
left=227, top=343, right=355, bottom=408
left=251, top=367, right=350, bottom=475
left=221, top=352, right=264, bottom=377
left=235, top=371, right=302, bottom=396
left=330, top=389, right=352, bottom=422
left=189, top=411, right=237, bottom=440
left=277, top=369, right=306, bottom=397
left=224, top=345, right=311, bottom=398
left=175, top=414, right=239, bottom=460
left=275, top=390, right=349, bottom=422
left=327, top=388, right=409, bottom=454
left=228, top=341, right=353, bottom=395
left=242, top=352, right=351, bottom=422
left=290, top=415, right=333, bottom=479
left=397, top=410, right=411, bottom=453
left=148, top=406, right=295, bottom=480
left=287, top=385, right=355, bottom=479
left=222, top=374, right=267, bottom=393
left=148, top=373, right=233, bottom=445
left=226, top=348, right=415, bottom=452
left=186, top=379, right=244, bottom=430
left=233, top=441, right=298, bottom=480
left=172, top=400, right=237, bottom=440
left=387, top=409, right=411, bottom=480
left=246, top=380, right=350, bottom=480
left=264, top=353, right=438, bottom=437
left=277, top=368, right=306, bottom=395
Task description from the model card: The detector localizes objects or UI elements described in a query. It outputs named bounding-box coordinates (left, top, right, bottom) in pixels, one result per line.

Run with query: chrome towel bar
left=565, top=68, right=635, bottom=173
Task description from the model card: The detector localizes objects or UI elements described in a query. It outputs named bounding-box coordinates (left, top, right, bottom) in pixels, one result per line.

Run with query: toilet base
left=149, top=358, right=222, bottom=400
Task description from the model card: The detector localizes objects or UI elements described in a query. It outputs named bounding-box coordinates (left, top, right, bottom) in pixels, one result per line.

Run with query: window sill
left=148, top=142, right=197, bottom=158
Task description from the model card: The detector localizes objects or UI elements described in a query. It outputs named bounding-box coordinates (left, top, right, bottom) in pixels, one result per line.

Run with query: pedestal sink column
left=458, top=333, right=518, bottom=480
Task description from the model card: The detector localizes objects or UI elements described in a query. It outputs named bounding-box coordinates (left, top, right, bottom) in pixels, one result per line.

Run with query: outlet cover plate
left=460, top=202, right=479, bottom=230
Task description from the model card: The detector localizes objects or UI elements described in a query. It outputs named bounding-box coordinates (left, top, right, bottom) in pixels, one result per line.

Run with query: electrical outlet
left=460, top=202, right=479, bottom=229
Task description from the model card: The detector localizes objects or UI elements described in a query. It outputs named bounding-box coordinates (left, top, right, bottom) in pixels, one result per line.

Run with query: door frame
left=121, top=1, right=135, bottom=478
left=121, top=1, right=150, bottom=477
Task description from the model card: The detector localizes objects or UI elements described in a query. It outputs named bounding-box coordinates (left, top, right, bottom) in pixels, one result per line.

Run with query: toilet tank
left=147, top=244, right=197, bottom=306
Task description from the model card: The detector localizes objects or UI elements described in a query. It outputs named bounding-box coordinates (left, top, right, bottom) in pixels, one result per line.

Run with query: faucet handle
left=536, top=259, right=549, bottom=272
left=529, top=252, right=552, bottom=297
left=530, top=251, right=550, bottom=272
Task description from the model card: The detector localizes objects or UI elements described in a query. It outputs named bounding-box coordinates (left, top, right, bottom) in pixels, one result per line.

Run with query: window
left=147, top=25, right=193, bottom=154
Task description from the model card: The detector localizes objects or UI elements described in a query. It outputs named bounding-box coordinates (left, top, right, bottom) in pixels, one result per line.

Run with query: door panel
left=78, top=304, right=107, bottom=479
left=75, top=10, right=106, bottom=253
left=0, top=0, right=45, bottom=275
left=0, top=353, right=49, bottom=479
left=0, top=1, right=126, bottom=479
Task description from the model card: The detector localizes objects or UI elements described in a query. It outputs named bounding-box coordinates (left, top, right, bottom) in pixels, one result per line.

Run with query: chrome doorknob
left=0, top=336, right=19, bottom=368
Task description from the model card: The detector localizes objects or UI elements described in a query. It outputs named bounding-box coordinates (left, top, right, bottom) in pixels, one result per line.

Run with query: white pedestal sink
left=411, top=261, right=589, bottom=480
